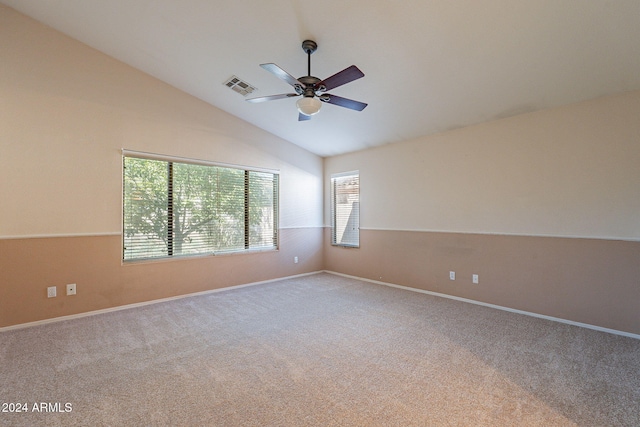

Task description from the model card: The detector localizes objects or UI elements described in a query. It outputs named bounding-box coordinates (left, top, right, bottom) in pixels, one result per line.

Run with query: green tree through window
left=123, top=155, right=278, bottom=261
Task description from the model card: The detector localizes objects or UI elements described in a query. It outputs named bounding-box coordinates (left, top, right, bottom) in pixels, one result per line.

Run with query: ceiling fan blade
left=246, top=93, right=298, bottom=103
left=298, top=112, right=312, bottom=121
left=317, top=65, right=364, bottom=91
left=260, top=63, right=305, bottom=88
left=322, top=94, right=368, bottom=111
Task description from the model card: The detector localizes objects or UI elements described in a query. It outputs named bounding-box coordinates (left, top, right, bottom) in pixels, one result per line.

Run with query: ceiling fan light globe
left=297, top=97, right=322, bottom=116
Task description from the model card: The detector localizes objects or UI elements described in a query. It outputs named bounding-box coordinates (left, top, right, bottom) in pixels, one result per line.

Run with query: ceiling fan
left=247, top=40, right=367, bottom=121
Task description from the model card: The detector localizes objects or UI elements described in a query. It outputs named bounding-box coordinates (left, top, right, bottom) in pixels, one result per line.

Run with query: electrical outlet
left=472, top=274, right=479, bottom=284
left=47, top=286, right=57, bottom=298
left=66, top=283, right=77, bottom=296
left=449, top=271, right=455, bottom=281
left=294, top=256, right=298, bottom=264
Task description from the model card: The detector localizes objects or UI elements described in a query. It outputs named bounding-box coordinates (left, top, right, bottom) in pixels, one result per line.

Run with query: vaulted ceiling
left=3, top=0, right=640, bottom=157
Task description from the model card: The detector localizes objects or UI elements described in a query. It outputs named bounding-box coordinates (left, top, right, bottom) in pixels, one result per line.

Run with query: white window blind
left=331, top=171, right=359, bottom=247
left=248, top=171, right=279, bottom=250
left=123, top=154, right=278, bottom=261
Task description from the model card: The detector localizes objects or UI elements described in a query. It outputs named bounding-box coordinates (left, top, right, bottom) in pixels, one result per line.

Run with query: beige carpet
left=1, top=273, right=639, bottom=426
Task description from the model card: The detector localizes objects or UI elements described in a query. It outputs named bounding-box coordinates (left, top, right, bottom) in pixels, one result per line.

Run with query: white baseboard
left=0, top=271, right=323, bottom=333
left=5, top=269, right=638, bottom=341
left=324, top=270, right=640, bottom=341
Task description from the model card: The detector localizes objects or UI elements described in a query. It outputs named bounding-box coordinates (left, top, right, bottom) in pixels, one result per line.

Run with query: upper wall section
left=0, top=5, right=323, bottom=238
left=325, top=90, right=640, bottom=241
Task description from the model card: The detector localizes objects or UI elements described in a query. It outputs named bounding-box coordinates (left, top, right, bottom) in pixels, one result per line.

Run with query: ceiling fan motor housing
left=298, top=75, right=323, bottom=98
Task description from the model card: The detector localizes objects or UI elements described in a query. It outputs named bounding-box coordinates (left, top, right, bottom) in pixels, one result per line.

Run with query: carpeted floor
left=1, top=272, right=639, bottom=426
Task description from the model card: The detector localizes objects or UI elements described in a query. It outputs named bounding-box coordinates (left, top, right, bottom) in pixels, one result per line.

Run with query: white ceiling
left=3, top=0, right=640, bottom=157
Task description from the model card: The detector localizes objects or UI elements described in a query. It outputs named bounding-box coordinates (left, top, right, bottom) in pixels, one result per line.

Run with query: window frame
left=330, top=170, right=360, bottom=248
left=122, top=150, right=279, bottom=262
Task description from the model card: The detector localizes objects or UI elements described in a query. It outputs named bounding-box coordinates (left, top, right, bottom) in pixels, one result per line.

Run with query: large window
left=123, top=152, right=278, bottom=261
left=331, top=171, right=359, bottom=247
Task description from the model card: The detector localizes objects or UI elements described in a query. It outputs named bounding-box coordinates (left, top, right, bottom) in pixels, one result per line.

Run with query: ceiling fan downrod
left=299, top=40, right=321, bottom=98
left=303, top=40, right=316, bottom=93
left=301, top=40, right=318, bottom=78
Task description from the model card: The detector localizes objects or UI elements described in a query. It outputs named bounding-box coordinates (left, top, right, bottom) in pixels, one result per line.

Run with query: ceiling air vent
left=224, top=76, right=257, bottom=97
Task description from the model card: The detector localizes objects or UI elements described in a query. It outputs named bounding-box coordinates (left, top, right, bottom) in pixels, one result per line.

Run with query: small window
left=123, top=153, right=278, bottom=261
left=331, top=171, right=359, bottom=247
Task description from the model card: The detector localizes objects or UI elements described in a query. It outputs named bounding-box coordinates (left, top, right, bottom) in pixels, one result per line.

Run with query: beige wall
left=325, top=91, right=640, bottom=239
left=2, top=4, right=639, bottom=336
left=0, top=5, right=323, bottom=327
left=1, top=229, right=323, bottom=327
left=325, top=91, right=640, bottom=335
left=324, top=229, right=640, bottom=334
left=0, top=5, right=323, bottom=237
